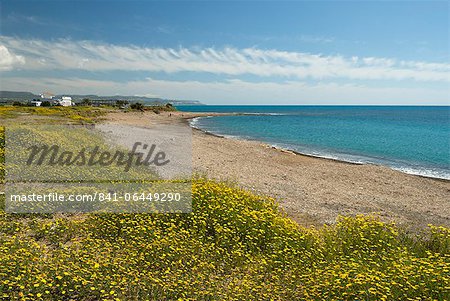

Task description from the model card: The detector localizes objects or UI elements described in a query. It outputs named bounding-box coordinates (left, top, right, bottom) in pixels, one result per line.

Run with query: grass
left=0, top=120, right=449, bottom=300
left=0, top=104, right=177, bottom=123
left=0, top=106, right=110, bottom=123
left=0, top=182, right=448, bottom=300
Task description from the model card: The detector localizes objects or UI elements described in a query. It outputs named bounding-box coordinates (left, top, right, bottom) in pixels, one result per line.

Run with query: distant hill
left=60, top=94, right=203, bottom=105
left=0, top=91, right=203, bottom=105
left=0, top=91, right=39, bottom=101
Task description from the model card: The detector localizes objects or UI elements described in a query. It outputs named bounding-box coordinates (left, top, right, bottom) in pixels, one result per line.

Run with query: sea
left=177, top=106, right=450, bottom=180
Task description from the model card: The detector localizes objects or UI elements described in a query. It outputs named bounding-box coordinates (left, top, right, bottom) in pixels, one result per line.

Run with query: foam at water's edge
left=189, top=116, right=212, bottom=129
left=188, top=117, right=200, bottom=129
left=189, top=117, right=450, bottom=181
left=241, top=112, right=287, bottom=116
left=270, top=143, right=450, bottom=180
left=391, top=167, right=450, bottom=180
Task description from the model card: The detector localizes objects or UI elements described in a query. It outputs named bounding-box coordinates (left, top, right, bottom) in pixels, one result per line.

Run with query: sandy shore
left=101, top=111, right=450, bottom=230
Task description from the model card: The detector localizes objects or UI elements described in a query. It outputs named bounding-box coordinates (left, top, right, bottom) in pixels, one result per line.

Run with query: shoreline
left=101, top=111, right=450, bottom=230
left=188, top=119, right=366, bottom=167
left=184, top=113, right=450, bottom=182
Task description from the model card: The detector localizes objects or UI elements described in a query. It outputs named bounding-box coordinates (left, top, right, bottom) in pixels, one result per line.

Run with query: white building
left=59, top=96, right=72, bottom=107
left=30, top=100, right=42, bottom=107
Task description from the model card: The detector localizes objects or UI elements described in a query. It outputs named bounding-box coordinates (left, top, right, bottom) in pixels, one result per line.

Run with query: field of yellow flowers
left=0, top=124, right=449, bottom=300
left=0, top=106, right=107, bottom=123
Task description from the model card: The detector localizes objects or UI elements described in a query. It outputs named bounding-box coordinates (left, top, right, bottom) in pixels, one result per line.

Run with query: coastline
left=101, top=111, right=450, bottom=230
left=188, top=116, right=365, bottom=166
left=186, top=114, right=450, bottom=180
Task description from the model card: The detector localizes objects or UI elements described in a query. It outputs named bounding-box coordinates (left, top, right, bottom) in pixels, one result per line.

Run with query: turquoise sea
left=177, top=106, right=450, bottom=180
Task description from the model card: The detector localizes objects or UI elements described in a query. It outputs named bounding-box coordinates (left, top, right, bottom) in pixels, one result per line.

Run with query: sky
left=0, top=0, right=449, bottom=105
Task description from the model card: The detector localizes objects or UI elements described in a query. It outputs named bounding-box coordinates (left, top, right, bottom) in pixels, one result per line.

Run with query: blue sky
left=0, top=1, right=449, bottom=104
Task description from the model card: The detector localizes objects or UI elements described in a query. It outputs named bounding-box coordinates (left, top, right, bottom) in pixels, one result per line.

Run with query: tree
left=116, top=100, right=129, bottom=107
left=130, top=102, right=144, bottom=111
left=81, top=98, right=92, bottom=106
left=41, top=101, right=51, bottom=107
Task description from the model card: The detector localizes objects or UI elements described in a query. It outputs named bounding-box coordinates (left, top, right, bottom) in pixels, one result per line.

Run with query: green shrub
left=0, top=180, right=448, bottom=300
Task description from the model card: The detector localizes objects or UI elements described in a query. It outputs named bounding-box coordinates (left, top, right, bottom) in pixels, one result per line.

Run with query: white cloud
left=1, top=36, right=449, bottom=82
left=1, top=36, right=448, bottom=104
left=1, top=76, right=448, bottom=105
left=0, top=45, right=25, bottom=71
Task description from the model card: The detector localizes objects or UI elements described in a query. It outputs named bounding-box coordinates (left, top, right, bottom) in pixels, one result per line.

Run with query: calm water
left=177, top=106, right=450, bottom=179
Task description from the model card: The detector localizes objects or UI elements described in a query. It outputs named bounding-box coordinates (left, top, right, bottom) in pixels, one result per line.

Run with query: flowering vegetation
left=0, top=106, right=107, bottom=123
left=0, top=127, right=4, bottom=184
left=0, top=126, right=449, bottom=300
